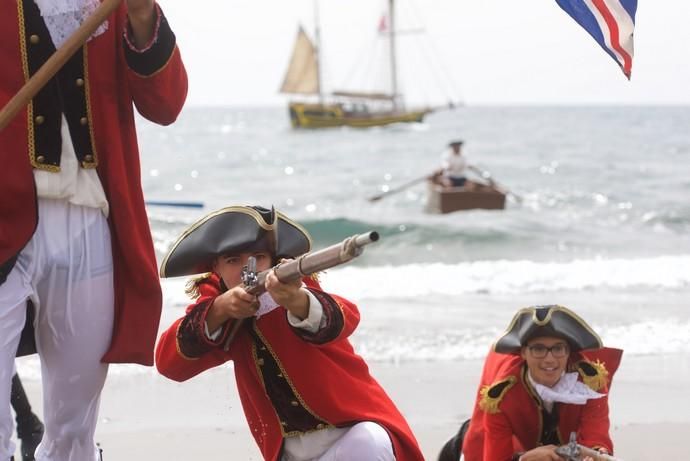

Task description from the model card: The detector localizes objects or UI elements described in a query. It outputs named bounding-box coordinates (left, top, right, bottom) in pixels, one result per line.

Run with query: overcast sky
left=161, top=0, right=690, bottom=107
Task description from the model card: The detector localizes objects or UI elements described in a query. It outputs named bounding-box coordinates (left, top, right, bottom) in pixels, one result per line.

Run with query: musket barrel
left=354, top=231, right=379, bottom=246
left=223, top=231, right=379, bottom=349
left=579, top=448, right=622, bottom=461
left=272, top=231, right=378, bottom=283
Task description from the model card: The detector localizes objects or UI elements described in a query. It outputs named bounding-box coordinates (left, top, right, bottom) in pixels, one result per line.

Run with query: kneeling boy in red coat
left=439, top=305, right=622, bottom=461
left=156, top=205, right=424, bottom=461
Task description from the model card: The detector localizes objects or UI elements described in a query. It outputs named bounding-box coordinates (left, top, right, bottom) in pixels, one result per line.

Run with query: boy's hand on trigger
left=214, top=286, right=259, bottom=320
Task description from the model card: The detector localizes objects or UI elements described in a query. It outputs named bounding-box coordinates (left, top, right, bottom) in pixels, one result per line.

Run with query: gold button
left=290, top=400, right=299, bottom=407
left=76, top=78, right=85, bottom=87
left=80, top=117, right=88, bottom=126
left=84, top=154, right=94, bottom=162
left=257, top=358, right=264, bottom=366
left=316, top=424, right=325, bottom=429
left=30, top=35, right=40, bottom=45
left=34, top=115, right=45, bottom=125
left=36, top=155, right=45, bottom=163
left=280, top=421, right=287, bottom=427
left=277, top=373, right=283, bottom=378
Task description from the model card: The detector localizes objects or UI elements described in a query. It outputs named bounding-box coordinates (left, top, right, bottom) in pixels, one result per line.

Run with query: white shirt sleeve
left=205, top=321, right=222, bottom=341
left=286, top=290, right=325, bottom=333
left=440, top=150, right=450, bottom=170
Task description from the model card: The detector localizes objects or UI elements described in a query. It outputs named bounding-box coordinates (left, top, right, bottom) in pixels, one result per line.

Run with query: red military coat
left=156, top=274, right=424, bottom=461
left=462, top=348, right=623, bottom=461
left=0, top=1, right=187, bottom=365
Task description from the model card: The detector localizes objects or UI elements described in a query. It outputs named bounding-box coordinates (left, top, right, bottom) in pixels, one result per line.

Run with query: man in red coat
left=438, top=305, right=622, bottom=461
left=0, top=0, right=187, bottom=459
left=156, top=205, right=425, bottom=461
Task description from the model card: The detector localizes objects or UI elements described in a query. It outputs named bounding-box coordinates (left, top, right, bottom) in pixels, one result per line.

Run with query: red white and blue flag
left=555, top=0, right=638, bottom=79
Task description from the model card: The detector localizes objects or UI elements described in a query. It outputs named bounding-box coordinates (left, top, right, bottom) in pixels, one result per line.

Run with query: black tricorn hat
left=448, top=140, right=464, bottom=147
left=493, top=305, right=602, bottom=354
left=159, top=205, right=312, bottom=278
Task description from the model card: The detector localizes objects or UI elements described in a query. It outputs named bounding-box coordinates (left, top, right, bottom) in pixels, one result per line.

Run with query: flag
left=555, top=0, right=638, bottom=79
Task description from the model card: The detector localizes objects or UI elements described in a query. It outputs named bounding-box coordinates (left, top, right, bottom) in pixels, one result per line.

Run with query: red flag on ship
left=378, top=14, right=388, bottom=33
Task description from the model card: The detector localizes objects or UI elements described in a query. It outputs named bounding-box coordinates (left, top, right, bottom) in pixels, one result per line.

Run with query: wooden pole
left=367, top=173, right=433, bottom=202
left=0, top=0, right=122, bottom=132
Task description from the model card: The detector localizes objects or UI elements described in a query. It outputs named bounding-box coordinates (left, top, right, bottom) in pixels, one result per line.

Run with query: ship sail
left=279, top=26, right=320, bottom=95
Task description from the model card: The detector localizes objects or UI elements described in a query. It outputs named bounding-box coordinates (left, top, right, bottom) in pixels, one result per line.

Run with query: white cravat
left=33, top=0, right=108, bottom=48
left=255, top=292, right=280, bottom=318
left=528, top=371, right=605, bottom=409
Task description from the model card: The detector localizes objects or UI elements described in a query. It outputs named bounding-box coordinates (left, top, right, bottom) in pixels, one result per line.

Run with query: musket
left=555, top=432, right=624, bottom=461
left=222, top=231, right=380, bottom=350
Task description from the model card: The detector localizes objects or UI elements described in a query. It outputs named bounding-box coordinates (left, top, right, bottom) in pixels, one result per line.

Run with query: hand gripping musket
left=555, top=432, right=624, bottom=461
left=222, top=231, right=380, bottom=350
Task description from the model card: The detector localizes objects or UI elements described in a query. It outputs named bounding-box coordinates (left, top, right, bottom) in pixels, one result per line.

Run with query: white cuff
left=204, top=321, right=222, bottom=341
left=287, top=290, right=324, bottom=333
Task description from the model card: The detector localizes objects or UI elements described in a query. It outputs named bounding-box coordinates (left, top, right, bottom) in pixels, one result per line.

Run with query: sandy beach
left=14, top=352, right=690, bottom=460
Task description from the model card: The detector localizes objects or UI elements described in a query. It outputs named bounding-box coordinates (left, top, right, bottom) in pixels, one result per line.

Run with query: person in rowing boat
left=0, top=1, right=187, bottom=459
left=438, top=305, right=622, bottom=461
left=155, top=205, right=424, bottom=461
left=437, top=140, right=472, bottom=189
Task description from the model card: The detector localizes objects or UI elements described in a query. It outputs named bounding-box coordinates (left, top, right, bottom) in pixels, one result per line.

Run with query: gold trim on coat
left=479, top=375, right=517, bottom=414
left=252, top=325, right=334, bottom=438
left=81, top=45, right=98, bottom=168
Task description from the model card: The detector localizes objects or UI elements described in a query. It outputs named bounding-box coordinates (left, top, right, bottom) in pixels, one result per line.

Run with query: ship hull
left=289, top=102, right=429, bottom=129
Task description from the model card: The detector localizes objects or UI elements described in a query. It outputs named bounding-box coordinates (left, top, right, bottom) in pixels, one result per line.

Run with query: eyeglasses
left=527, top=343, right=569, bottom=359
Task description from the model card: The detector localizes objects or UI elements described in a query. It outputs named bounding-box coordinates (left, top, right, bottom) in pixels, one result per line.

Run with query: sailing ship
left=279, top=0, right=449, bottom=129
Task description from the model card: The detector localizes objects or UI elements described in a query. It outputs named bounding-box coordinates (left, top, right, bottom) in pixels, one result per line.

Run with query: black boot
left=438, top=419, right=470, bottom=461
left=11, top=374, right=44, bottom=461
left=16, top=415, right=43, bottom=461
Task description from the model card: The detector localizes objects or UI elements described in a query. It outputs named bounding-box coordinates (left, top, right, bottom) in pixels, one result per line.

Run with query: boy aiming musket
left=155, top=205, right=424, bottom=461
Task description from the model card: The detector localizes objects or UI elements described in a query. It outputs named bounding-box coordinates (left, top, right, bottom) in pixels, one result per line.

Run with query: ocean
left=140, top=105, right=690, bottom=363
left=18, top=106, right=690, bottom=378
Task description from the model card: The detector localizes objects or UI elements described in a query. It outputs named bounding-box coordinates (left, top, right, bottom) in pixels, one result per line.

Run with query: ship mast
left=314, top=0, right=324, bottom=104
left=388, top=0, right=399, bottom=110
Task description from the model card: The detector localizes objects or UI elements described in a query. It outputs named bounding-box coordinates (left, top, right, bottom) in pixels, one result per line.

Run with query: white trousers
left=0, top=199, right=114, bottom=461
left=283, top=421, right=395, bottom=461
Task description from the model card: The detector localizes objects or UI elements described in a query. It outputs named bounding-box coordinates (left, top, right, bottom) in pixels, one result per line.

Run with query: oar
left=145, top=200, right=205, bottom=209
left=0, top=0, right=121, bottom=132
left=367, top=173, right=433, bottom=202
left=468, top=165, right=522, bottom=203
